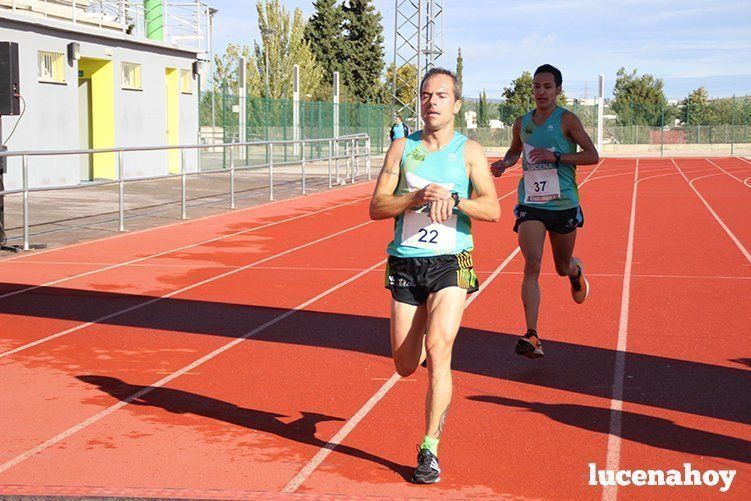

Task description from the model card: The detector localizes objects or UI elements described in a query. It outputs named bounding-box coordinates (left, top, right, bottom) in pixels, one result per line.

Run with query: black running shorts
left=384, top=250, right=479, bottom=306
left=513, top=204, right=584, bottom=234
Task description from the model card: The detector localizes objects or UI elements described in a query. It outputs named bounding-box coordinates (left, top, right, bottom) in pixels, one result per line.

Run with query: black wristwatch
left=451, top=192, right=460, bottom=208
left=553, top=151, right=562, bottom=166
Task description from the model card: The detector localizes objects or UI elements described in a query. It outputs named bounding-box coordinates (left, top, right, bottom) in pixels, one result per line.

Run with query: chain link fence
left=200, top=88, right=387, bottom=169
left=462, top=96, right=751, bottom=157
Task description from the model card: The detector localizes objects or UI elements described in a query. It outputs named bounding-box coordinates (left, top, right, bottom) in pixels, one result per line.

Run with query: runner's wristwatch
left=451, top=192, right=460, bottom=207
left=554, top=151, right=562, bottom=166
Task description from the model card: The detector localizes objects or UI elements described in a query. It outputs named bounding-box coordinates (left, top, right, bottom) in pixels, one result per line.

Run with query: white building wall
left=0, top=17, right=199, bottom=190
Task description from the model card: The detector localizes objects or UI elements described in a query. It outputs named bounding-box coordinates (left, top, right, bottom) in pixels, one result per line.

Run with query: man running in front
left=370, top=68, right=500, bottom=483
left=491, top=64, right=599, bottom=358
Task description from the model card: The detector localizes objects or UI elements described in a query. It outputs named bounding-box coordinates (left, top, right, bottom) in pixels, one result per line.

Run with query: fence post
left=22, top=154, right=29, bottom=251
left=301, top=140, right=306, bottom=195
left=366, top=136, right=372, bottom=180
left=181, top=148, right=187, bottom=219
left=731, top=95, right=736, bottom=156
left=118, top=151, right=125, bottom=231
left=335, top=138, right=341, bottom=184
left=660, top=107, right=665, bottom=157
left=328, top=138, right=333, bottom=188
left=222, top=84, right=227, bottom=169
left=597, top=74, right=604, bottom=153
left=293, top=64, right=300, bottom=156
left=229, top=145, right=236, bottom=209
left=268, top=142, right=274, bottom=201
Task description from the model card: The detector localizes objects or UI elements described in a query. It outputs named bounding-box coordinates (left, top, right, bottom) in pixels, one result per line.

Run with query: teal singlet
left=519, top=106, right=579, bottom=210
left=391, top=123, right=405, bottom=140
left=387, top=131, right=473, bottom=258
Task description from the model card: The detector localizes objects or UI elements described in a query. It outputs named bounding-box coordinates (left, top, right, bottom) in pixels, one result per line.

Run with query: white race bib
left=401, top=210, right=457, bottom=251
left=523, top=143, right=561, bottom=204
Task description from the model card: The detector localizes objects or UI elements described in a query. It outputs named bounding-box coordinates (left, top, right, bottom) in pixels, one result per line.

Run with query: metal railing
left=3, top=0, right=212, bottom=53
left=0, top=133, right=372, bottom=250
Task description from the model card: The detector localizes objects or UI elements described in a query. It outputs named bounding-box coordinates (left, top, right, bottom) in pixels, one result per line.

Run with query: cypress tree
left=341, top=0, right=385, bottom=103
left=304, top=0, right=344, bottom=84
left=455, top=47, right=464, bottom=128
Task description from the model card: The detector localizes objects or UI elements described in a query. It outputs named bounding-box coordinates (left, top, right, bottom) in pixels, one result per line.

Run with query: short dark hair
left=420, top=67, right=462, bottom=101
left=534, top=64, right=562, bottom=87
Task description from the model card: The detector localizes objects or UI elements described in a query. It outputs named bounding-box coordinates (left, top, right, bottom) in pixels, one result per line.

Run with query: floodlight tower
left=392, top=0, right=444, bottom=130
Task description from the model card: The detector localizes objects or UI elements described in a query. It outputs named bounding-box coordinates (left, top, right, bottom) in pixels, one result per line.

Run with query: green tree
left=455, top=47, right=464, bottom=128
left=680, top=87, right=711, bottom=125
left=611, top=67, right=670, bottom=126
left=304, top=0, right=344, bottom=86
left=386, top=63, right=417, bottom=111
left=498, top=71, right=567, bottom=125
left=477, top=90, right=489, bottom=128
left=341, top=0, right=385, bottom=103
left=212, top=43, right=260, bottom=96
left=254, top=0, right=323, bottom=99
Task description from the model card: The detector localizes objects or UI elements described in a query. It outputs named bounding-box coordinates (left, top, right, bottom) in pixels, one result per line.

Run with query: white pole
left=238, top=56, right=247, bottom=160
left=597, top=74, right=605, bottom=153
left=415, top=0, right=423, bottom=130
left=333, top=71, right=340, bottom=138
left=293, top=64, right=300, bottom=155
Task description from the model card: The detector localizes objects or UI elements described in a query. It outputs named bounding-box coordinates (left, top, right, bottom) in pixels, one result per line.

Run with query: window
left=180, top=69, right=192, bottom=94
left=38, top=51, right=65, bottom=83
left=122, top=62, right=142, bottom=90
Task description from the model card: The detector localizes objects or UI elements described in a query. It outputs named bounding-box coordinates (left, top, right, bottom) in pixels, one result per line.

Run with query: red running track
left=0, top=157, right=749, bottom=500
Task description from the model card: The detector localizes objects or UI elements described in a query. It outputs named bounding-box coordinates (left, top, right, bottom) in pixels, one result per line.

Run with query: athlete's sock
left=524, top=329, right=538, bottom=339
left=420, top=435, right=439, bottom=456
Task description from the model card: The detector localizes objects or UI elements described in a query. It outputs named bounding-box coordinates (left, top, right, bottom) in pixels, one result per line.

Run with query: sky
left=207, top=0, right=751, bottom=100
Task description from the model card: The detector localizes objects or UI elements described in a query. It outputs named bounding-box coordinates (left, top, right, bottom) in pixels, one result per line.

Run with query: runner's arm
left=369, top=139, right=435, bottom=220
left=561, top=112, right=599, bottom=165
left=457, top=140, right=500, bottom=222
left=491, top=117, right=523, bottom=176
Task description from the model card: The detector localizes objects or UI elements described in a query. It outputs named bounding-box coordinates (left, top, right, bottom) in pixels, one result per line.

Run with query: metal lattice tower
left=392, top=0, right=444, bottom=129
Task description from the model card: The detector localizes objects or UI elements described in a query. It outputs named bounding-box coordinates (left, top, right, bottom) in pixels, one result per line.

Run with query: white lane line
left=0, top=196, right=372, bottom=301
left=282, top=159, right=606, bottom=494
left=672, top=159, right=751, bottom=264
left=0, top=259, right=387, bottom=475
left=705, top=159, right=751, bottom=188
left=0, top=220, right=374, bottom=360
left=602, top=159, right=639, bottom=501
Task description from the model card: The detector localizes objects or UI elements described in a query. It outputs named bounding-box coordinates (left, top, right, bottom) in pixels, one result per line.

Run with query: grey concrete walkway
left=0, top=156, right=384, bottom=257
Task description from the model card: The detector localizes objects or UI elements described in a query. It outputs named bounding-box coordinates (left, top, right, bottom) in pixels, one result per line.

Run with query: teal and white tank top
left=387, top=131, right=473, bottom=258
left=518, top=106, right=579, bottom=210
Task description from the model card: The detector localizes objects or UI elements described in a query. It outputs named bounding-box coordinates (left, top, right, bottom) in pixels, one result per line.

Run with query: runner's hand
left=528, top=148, right=555, bottom=164
left=429, top=198, right=453, bottom=224
left=490, top=159, right=507, bottom=177
left=417, top=183, right=451, bottom=204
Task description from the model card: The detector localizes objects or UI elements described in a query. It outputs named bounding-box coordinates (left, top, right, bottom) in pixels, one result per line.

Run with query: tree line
left=209, top=0, right=385, bottom=104
left=205, top=1, right=749, bottom=129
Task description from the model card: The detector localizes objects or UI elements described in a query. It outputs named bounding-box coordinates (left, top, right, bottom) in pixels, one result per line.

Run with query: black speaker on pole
left=0, top=41, right=20, bottom=116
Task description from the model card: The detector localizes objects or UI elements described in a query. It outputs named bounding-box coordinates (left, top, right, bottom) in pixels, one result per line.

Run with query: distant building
left=0, top=0, right=214, bottom=189
left=465, top=110, right=477, bottom=129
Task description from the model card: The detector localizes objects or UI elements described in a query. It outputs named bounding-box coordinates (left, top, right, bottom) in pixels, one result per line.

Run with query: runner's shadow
left=728, top=358, right=751, bottom=369
left=2, top=283, right=748, bottom=428
left=468, top=395, right=751, bottom=464
left=77, top=375, right=413, bottom=481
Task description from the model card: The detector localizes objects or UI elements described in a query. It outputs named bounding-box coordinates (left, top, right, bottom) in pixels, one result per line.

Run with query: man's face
left=420, top=74, right=461, bottom=130
left=533, top=72, right=561, bottom=110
